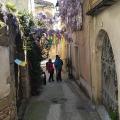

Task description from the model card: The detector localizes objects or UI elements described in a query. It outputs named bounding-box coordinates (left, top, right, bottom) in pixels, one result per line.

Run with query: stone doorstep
left=96, top=105, right=111, bottom=120
left=69, top=79, right=111, bottom=120
left=76, top=80, right=112, bottom=120
left=72, top=78, right=92, bottom=99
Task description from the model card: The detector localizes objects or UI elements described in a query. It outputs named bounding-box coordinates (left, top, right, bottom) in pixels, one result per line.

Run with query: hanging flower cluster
left=46, top=29, right=65, bottom=46
left=59, top=0, right=83, bottom=31
left=0, top=1, right=18, bottom=30
left=36, top=12, right=54, bottom=29
left=0, top=1, right=50, bottom=54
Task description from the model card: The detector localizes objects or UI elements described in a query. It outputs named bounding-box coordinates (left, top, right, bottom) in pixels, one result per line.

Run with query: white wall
left=0, top=46, right=10, bottom=99
left=28, top=0, right=35, bottom=14
left=14, top=0, right=35, bottom=12
left=0, top=0, right=35, bottom=13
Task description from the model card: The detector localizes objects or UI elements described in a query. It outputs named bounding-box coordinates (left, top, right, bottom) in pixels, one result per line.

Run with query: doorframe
left=95, top=29, right=118, bottom=106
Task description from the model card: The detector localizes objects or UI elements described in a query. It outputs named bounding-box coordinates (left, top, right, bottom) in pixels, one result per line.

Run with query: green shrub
left=109, top=110, right=118, bottom=120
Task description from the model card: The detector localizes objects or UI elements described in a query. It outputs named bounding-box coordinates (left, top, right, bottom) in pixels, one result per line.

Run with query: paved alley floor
left=24, top=80, right=101, bottom=120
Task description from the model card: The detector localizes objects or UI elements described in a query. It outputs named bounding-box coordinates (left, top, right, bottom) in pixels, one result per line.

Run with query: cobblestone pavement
left=24, top=80, right=101, bottom=120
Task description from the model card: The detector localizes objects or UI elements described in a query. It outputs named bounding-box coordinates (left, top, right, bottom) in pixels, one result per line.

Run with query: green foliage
left=6, top=1, right=16, bottom=12
left=37, top=20, right=46, bottom=27
left=17, top=11, right=35, bottom=51
left=1, top=0, right=49, bottom=95
left=23, top=37, right=32, bottom=51
left=18, top=11, right=33, bottom=30
left=109, top=110, right=118, bottom=120
left=0, top=20, right=6, bottom=28
left=17, top=10, right=49, bottom=95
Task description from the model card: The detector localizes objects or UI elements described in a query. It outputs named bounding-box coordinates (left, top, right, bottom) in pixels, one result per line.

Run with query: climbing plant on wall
left=59, top=0, right=83, bottom=31
left=0, top=1, right=50, bottom=96
left=18, top=11, right=50, bottom=95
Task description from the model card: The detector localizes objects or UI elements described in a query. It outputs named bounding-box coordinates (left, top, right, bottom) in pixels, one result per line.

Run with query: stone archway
left=95, top=30, right=118, bottom=117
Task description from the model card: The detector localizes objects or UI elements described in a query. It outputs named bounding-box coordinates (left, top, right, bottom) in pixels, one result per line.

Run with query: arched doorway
left=96, top=30, right=118, bottom=119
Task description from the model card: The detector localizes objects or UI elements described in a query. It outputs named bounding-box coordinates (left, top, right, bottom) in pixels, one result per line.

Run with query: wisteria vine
left=59, top=0, right=82, bottom=30
left=59, top=0, right=83, bottom=41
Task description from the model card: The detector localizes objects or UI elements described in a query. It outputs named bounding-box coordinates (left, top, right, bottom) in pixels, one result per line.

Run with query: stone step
left=96, top=105, right=111, bottom=120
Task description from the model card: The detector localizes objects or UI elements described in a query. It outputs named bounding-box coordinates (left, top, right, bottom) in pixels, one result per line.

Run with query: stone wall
left=65, top=0, right=92, bottom=98
left=88, top=0, right=120, bottom=115
left=0, top=25, right=17, bottom=120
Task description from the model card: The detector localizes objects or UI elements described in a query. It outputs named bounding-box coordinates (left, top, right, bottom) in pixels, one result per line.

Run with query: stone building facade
left=0, top=0, right=35, bottom=13
left=0, top=1, right=33, bottom=119
left=13, top=0, right=35, bottom=13
left=0, top=19, right=17, bottom=120
left=87, top=0, right=120, bottom=118
left=60, top=0, right=120, bottom=119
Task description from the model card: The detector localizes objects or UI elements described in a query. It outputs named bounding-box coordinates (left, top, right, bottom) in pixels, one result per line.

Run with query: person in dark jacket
left=41, top=71, right=46, bottom=85
left=46, top=59, right=54, bottom=82
left=54, top=55, right=63, bottom=82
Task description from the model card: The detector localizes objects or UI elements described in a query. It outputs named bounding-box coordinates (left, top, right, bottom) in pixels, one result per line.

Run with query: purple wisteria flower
left=59, top=0, right=83, bottom=31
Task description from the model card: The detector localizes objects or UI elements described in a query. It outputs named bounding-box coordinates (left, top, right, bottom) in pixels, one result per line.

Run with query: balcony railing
left=87, top=0, right=117, bottom=16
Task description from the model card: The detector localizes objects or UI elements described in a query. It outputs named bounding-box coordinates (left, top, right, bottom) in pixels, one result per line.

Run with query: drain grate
left=52, top=98, right=59, bottom=104
left=51, top=98, right=67, bottom=104
left=77, top=105, right=95, bottom=112
left=77, top=106, right=86, bottom=110
left=60, top=98, right=67, bottom=102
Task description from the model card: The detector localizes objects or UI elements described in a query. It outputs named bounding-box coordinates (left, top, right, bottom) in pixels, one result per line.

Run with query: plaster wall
left=0, top=0, right=7, bottom=3
left=69, top=0, right=92, bottom=98
left=14, top=0, right=35, bottom=13
left=35, top=7, right=54, bottom=17
left=89, top=0, right=120, bottom=113
left=0, top=0, right=35, bottom=12
left=14, top=0, right=29, bottom=10
left=0, top=46, right=10, bottom=99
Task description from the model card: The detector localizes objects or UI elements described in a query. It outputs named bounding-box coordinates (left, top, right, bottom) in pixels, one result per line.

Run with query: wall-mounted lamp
left=55, top=1, right=59, bottom=11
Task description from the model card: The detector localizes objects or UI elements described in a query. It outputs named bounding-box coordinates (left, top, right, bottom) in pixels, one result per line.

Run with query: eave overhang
left=87, top=0, right=118, bottom=16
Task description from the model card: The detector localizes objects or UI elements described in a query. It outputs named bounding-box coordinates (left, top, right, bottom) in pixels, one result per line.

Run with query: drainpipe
left=88, top=17, right=93, bottom=101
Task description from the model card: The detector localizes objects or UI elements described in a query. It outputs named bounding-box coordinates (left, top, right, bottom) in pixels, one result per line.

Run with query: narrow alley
left=24, top=80, right=100, bottom=120
left=0, top=0, right=120, bottom=120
